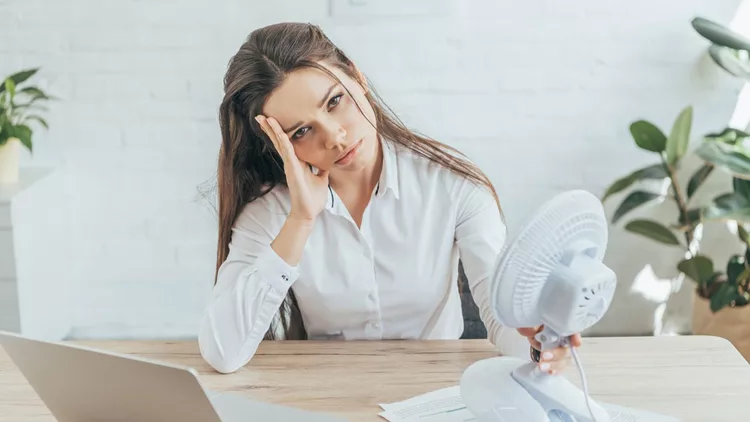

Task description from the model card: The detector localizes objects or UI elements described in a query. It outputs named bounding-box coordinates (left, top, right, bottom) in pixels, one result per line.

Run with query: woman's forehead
left=262, top=65, right=348, bottom=125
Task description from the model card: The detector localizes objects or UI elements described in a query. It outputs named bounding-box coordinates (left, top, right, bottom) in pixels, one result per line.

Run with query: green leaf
left=687, top=164, right=714, bottom=199
left=0, top=68, right=39, bottom=94
left=735, top=291, right=750, bottom=307
left=705, top=272, right=725, bottom=291
left=612, top=191, right=661, bottom=223
left=705, top=128, right=750, bottom=145
left=738, top=224, right=750, bottom=246
left=726, top=255, right=746, bottom=284
left=710, top=283, right=739, bottom=312
left=624, top=219, right=681, bottom=246
left=704, top=192, right=750, bottom=223
left=734, top=177, right=750, bottom=198
left=666, top=106, right=693, bottom=166
left=695, top=141, right=750, bottom=179
left=691, top=17, right=750, bottom=51
left=12, top=125, right=32, bottom=153
left=14, top=92, right=49, bottom=109
left=678, top=255, right=715, bottom=284
left=4, top=79, right=16, bottom=98
left=10, top=68, right=39, bottom=85
left=680, top=208, right=703, bottom=227
left=0, top=114, right=8, bottom=145
left=602, top=164, right=668, bottom=201
left=18, top=86, right=48, bottom=98
left=13, top=103, right=49, bottom=114
left=26, top=115, right=48, bottom=129
left=0, top=123, right=7, bottom=146
left=629, top=120, right=667, bottom=152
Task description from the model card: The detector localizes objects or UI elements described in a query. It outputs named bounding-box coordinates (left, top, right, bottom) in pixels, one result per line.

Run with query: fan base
left=460, top=356, right=610, bottom=422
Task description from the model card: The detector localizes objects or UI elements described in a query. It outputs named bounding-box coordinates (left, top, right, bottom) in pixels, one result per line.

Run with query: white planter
left=0, top=138, right=20, bottom=184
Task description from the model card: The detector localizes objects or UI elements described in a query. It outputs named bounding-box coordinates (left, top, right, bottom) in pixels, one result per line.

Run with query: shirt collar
left=375, top=138, right=400, bottom=200
left=325, top=137, right=401, bottom=212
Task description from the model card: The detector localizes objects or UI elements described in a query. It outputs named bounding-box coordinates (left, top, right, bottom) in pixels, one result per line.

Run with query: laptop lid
left=0, top=330, right=223, bottom=422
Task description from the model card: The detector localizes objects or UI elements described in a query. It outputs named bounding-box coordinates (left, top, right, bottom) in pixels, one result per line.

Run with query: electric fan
left=460, top=189, right=617, bottom=422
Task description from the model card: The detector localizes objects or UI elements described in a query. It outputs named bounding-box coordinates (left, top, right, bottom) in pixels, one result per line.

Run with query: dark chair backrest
left=458, top=261, right=488, bottom=339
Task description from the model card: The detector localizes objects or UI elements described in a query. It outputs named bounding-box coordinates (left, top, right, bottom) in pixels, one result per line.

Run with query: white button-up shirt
left=199, top=139, right=529, bottom=373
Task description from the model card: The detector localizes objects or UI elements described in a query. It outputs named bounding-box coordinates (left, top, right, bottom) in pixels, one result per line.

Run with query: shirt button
left=372, top=322, right=380, bottom=329
left=368, top=293, right=376, bottom=301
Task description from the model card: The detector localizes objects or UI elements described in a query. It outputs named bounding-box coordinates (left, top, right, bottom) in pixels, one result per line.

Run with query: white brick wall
left=0, top=0, right=746, bottom=339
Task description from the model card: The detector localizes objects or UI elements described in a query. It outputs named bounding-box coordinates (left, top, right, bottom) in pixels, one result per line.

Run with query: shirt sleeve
left=198, top=200, right=299, bottom=374
left=454, top=179, right=530, bottom=359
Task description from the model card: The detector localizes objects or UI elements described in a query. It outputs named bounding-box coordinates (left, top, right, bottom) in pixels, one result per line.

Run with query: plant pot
left=692, top=292, right=750, bottom=362
left=0, top=137, right=20, bottom=184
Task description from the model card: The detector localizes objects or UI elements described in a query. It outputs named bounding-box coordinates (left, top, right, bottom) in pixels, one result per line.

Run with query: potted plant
left=602, top=106, right=750, bottom=360
left=0, top=68, right=53, bottom=184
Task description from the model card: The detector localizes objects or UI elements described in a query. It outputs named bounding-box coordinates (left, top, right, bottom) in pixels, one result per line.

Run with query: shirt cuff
left=255, top=246, right=300, bottom=292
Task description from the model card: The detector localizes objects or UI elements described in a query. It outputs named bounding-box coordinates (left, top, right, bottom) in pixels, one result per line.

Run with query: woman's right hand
left=255, top=115, right=331, bottom=222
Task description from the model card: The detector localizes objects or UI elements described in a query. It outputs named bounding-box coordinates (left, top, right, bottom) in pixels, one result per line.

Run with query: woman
left=198, top=22, right=581, bottom=374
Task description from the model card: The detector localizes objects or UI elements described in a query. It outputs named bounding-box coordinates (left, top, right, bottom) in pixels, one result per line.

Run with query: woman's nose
left=323, top=123, right=347, bottom=149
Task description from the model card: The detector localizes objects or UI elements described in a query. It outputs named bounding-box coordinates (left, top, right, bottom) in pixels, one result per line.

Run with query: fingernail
left=539, top=363, right=550, bottom=371
left=542, top=352, right=553, bottom=361
left=254, top=116, right=261, bottom=123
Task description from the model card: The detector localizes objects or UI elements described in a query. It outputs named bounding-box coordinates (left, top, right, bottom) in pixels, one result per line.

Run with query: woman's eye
left=289, top=94, right=343, bottom=141
left=328, top=93, right=343, bottom=108
left=291, top=127, right=309, bottom=140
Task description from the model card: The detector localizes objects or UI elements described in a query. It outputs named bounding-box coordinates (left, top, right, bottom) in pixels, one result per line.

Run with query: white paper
left=378, top=386, right=475, bottom=421
left=601, top=402, right=681, bottom=422
left=378, top=385, right=680, bottom=422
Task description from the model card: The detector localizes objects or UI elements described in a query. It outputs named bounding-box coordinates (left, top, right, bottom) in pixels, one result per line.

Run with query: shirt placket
left=360, top=197, right=382, bottom=339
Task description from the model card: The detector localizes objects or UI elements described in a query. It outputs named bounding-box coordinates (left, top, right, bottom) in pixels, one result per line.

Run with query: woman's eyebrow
left=282, top=82, right=339, bottom=134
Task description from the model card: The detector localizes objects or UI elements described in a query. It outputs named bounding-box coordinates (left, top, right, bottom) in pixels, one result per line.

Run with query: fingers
left=265, top=117, right=291, bottom=151
left=254, top=115, right=277, bottom=149
left=528, top=338, right=542, bottom=351
left=538, top=346, right=573, bottom=375
left=570, top=333, right=583, bottom=348
left=516, top=326, right=541, bottom=338
left=540, top=345, right=570, bottom=363
left=517, top=326, right=582, bottom=375
left=517, top=326, right=542, bottom=350
left=256, top=115, right=329, bottom=181
left=255, top=115, right=294, bottom=162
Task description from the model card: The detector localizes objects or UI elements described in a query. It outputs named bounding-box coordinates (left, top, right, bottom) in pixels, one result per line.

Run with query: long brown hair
left=215, top=22, right=502, bottom=341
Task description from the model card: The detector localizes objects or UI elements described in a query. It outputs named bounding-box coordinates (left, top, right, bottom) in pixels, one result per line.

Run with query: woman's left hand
left=517, top=326, right=582, bottom=375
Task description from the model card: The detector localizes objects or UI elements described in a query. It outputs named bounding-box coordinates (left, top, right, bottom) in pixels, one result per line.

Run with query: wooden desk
left=1, top=336, right=748, bottom=421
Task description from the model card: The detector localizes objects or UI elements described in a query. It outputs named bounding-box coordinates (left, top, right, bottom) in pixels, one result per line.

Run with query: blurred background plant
left=0, top=67, right=54, bottom=184
left=0, top=68, right=53, bottom=153
left=602, top=107, right=750, bottom=313
left=692, top=17, right=750, bottom=83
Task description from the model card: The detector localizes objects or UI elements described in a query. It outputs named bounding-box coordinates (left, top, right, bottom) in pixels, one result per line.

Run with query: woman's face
left=261, top=61, right=379, bottom=174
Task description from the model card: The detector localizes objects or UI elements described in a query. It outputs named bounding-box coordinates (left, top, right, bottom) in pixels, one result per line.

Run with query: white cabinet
left=0, top=168, right=71, bottom=340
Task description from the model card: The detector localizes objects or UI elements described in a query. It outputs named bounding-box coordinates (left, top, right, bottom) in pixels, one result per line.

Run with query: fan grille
left=572, top=276, right=618, bottom=330
left=493, top=190, right=609, bottom=327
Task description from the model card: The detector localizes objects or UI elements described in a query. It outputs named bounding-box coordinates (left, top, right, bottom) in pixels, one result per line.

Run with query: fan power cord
left=569, top=344, right=601, bottom=422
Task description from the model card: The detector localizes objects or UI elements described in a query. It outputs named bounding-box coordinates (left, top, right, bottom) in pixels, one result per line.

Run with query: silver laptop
left=0, top=331, right=348, bottom=421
